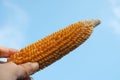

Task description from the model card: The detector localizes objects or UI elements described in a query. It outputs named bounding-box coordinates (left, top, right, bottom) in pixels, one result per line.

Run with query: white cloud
left=0, top=0, right=29, bottom=49
left=109, top=0, right=118, bottom=6
left=3, top=0, right=29, bottom=27
left=109, top=0, right=120, bottom=35
left=110, top=20, right=120, bottom=35
left=0, top=26, right=25, bottom=49
left=113, top=7, right=120, bottom=19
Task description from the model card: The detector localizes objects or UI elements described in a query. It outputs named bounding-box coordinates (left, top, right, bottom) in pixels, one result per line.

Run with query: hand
left=0, top=46, right=39, bottom=80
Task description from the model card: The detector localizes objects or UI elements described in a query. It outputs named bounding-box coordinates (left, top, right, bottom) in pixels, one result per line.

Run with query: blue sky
left=0, top=0, right=120, bottom=80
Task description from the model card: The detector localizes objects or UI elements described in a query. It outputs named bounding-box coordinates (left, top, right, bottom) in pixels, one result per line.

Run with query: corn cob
left=7, top=19, right=100, bottom=70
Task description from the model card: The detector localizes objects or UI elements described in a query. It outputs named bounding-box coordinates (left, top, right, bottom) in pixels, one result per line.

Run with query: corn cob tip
left=90, top=19, right=101, bottom=28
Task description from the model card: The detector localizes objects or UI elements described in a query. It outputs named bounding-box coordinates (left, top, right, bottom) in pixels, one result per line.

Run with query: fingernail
left=10, top=48, right=19, bottom=53
left=31, top=62, right=39, bottom=70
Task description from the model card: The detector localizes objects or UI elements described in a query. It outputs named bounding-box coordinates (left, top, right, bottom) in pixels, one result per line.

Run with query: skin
left=0, top=46, right=39, bottom=80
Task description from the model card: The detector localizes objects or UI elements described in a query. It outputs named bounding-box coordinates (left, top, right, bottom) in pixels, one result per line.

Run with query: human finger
left=0, top=46, right=19, bottom=58
left=17, top=62, right=39, bottom=79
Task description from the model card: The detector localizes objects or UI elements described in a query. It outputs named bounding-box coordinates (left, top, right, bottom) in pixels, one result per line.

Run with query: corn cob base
left=7, top=19, right=100, bottom=70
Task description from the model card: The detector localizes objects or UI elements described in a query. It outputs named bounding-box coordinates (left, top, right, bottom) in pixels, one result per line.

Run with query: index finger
left=0, top=46, right=19, bottom=58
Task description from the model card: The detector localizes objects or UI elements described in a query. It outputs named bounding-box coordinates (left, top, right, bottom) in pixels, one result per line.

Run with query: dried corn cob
left=7, top=19, right=100, bottom=70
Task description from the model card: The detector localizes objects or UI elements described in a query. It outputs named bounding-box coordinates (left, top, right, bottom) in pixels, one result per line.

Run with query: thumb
left=17, top=62, right=39, bottom=79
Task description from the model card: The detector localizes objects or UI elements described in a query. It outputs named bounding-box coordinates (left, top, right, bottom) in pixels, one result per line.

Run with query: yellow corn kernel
left=7, top=19, right=100, bottom=70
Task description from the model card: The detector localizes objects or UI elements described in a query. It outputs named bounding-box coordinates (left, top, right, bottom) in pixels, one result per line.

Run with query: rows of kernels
left=8, top=20, right=94, bottom=69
